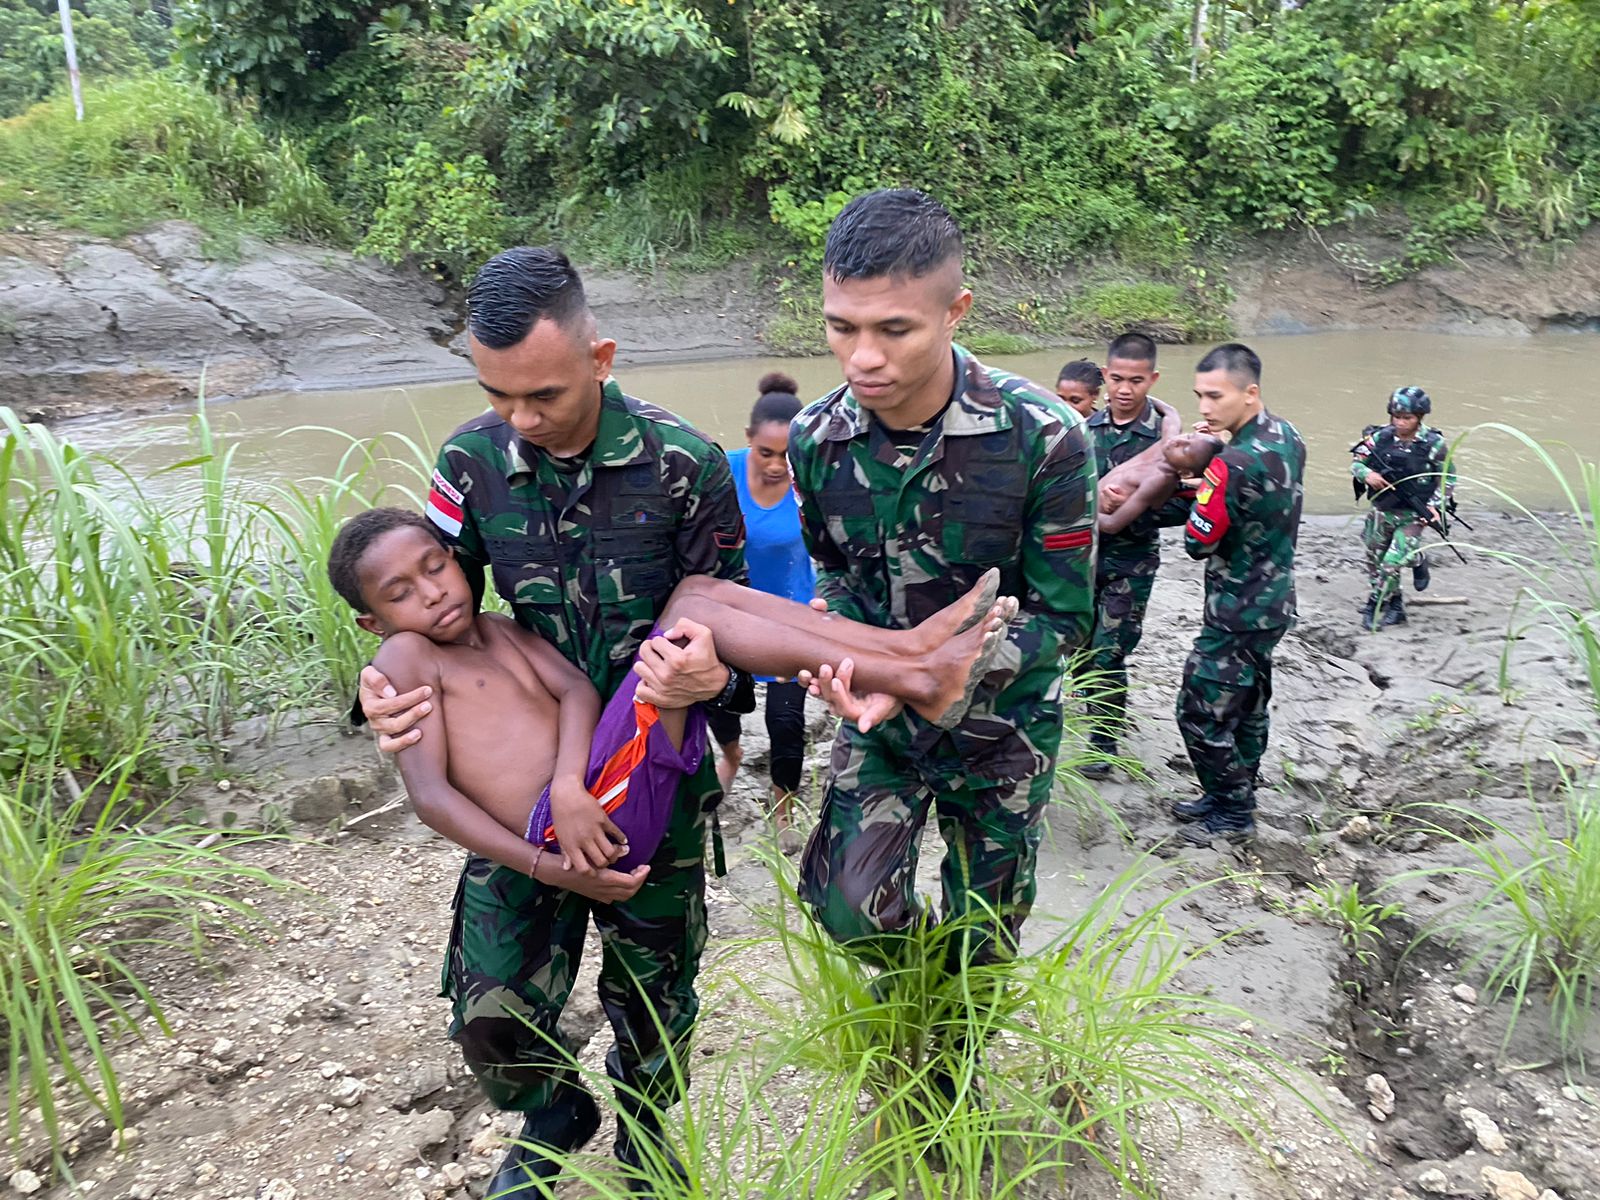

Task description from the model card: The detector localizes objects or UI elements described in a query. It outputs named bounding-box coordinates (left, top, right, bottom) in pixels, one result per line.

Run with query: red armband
left=1186, top=460, right=1231, bottom=546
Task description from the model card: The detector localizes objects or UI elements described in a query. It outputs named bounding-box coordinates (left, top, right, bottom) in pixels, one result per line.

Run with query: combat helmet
left=1388, top=386, right=1431, bottom=416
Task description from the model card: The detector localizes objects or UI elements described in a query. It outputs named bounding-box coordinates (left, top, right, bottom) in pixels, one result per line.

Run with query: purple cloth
left=525, top=662, right=707, bottom=872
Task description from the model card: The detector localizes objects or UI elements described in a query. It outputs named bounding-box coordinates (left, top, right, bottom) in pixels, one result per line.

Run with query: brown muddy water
left=57, top=330, right=1600, bottom=513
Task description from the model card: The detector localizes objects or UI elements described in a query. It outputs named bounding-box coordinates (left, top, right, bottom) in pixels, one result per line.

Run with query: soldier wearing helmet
left=1350, top=387, right=1454, bottom=630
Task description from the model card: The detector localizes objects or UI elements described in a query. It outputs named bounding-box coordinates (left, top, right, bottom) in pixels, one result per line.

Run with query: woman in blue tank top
left=705, top=373, right=815, bottom=842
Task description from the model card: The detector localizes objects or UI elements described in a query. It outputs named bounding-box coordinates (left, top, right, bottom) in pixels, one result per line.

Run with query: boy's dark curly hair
left=327, top=507, right=445, bottom=612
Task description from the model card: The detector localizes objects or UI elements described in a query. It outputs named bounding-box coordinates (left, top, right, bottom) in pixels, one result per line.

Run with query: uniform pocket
left=942, top=492, right=1024, bottom=565
left=484, top=535, right=562, bottom=610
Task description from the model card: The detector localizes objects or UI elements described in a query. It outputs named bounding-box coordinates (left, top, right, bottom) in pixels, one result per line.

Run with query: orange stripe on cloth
left=540, top=701, right=660, bottom=845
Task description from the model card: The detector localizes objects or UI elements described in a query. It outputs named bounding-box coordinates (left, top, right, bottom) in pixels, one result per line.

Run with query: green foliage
left=0, top=733, right=290, bottom=1159
left=1300, top=881, right=1405, bottom=965
left=1065, top=280, right=1229, bottom=343
left=0, top=0, right=171, bottom=119
left=0, top=74, right=344, bottom=241
left=357, top=141, right=506, bottom=278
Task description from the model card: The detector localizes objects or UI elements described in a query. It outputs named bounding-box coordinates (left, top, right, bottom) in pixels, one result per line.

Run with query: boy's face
left=1163, top=433, right=1220, bottom=474
left=1104, top=356, right=1158, bottom=424
left=354, top=525, right=474, bottom=644
left=1055, top=380, right=1098, bottom=419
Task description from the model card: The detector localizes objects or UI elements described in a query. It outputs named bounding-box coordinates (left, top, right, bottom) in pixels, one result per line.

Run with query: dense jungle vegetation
left=2, top=0, right=1599, bottom=304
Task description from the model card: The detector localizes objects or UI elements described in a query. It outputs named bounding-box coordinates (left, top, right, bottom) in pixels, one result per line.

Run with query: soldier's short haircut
left=823, top=189, right=963, bottom=282
left=749, top=371, right=801, bottom=429
left=468, top=247, right=588, bottom=349
left=1107, top=332, right=1158, bottom=367
left=328, top=507, right=446, bottom=612
left=1196, top=342, right=1262, bottom=387
left=1057, top=359, right=1103, bottom=390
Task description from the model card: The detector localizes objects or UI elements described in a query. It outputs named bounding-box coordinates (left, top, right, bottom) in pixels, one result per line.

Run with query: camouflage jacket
left=1184, top=409, right=1305, bottom=633
left=1087, top=398, right=1169, bottom=580
left=1351, top=423, right=1452, bottom=513
left=788, top=346, right=1098, bottom=786
left=426, top=378, right=749, bottom=701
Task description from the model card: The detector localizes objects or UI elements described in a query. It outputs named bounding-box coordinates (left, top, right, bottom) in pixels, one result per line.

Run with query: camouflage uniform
left=1084, top=400, right=1186, bottom=735
left=425, top=379, right=748, bottom=1113
left=787, top=346, right=1098, bottom=964
left=1175, top=410, right=1305, bottom=824
left=1351, top=423, right=1451, bottom=607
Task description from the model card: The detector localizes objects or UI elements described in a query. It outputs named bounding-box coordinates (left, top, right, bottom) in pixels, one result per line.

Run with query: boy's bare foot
left=910, top=568, right=1001, bottom=653
left=912, top=599, right=1014, bottom=729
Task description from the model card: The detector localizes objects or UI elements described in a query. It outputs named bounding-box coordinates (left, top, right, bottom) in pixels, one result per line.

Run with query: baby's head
left=328, top=508, right=475, bottom=643
left=1162, top=433, right=1224, bottom=475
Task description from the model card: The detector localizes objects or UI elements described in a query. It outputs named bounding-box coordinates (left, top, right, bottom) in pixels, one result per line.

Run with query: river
left=54, top=330, right=1600, bottom=513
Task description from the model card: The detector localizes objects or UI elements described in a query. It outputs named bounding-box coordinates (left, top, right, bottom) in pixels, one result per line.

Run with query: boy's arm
left=1099, top=472, right=1178, bottom=536
left=1150, top=397, right=1183, bottom=439
left=789, top=423, right=873, bottom=626
left=513, top=626, right=623, bottom=875
left=375, top=633, right=646, bottom=901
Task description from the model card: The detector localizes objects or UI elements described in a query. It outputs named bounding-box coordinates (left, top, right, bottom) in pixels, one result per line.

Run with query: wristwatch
left=708, top=665, right=746, bottom=710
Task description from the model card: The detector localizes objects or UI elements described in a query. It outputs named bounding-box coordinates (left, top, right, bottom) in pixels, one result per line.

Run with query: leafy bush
left=0, top=73, right=344, bottom=241
left=0, top=0, right=170, bottom=119
left=357, top=141, right=506, bottom=279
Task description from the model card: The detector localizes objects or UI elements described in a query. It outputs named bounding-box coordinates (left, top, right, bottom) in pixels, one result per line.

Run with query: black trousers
left=705, top=680, right=807, bottom=794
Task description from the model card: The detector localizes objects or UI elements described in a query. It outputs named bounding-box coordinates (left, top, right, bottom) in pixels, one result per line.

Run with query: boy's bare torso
left=394, top=614, right=560, bottom=834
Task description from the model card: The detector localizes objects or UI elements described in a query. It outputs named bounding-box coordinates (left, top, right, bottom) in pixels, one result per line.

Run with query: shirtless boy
left=1098, top=432, right=1224, bottom=536
left=327, top=508, right=1014, bottom=879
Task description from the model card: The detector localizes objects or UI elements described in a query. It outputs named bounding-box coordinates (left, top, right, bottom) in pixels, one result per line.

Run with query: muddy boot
left=1169, top=793, right=1217, bottom=823
left=1358, top=596, right=1379, bottom=631
left=1079, top=731, right=1117, bottom=779
left=489, top=1086, right=601, bottom=1196
left=1411, top=552, right=1431, bottom=592
left=1380, top=594, right=1407, bottom=628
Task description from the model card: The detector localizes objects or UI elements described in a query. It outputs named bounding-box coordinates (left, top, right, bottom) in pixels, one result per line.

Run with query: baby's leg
left=665, top=571, right=1000, bottom=657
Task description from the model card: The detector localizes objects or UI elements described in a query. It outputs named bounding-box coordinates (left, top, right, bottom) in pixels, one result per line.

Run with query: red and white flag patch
left=426, top=470, right=464, bottom=538
left=1186, top=460, right=1231, bottom=546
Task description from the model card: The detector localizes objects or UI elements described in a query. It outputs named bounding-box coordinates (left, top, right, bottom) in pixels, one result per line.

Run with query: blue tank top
left=728, top=447, right=815, bottom=605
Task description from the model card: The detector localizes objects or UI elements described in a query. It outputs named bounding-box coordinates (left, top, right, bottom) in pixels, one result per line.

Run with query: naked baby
left=1097, top=431, right=1224, bottom=536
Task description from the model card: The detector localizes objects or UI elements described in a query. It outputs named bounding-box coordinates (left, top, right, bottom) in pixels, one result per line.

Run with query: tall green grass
left=0, top=402, right=430, bottom=778
left=1, top=726, right=293, bottom=1163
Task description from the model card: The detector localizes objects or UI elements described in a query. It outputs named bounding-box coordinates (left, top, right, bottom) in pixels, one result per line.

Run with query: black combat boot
left=1176, top=805, right=1256, bottom=847
left=1169, top=793, right=1217, bottom=823
left=1412, top=553, right=1431, bottom=592
left=1359, top=596, right=1379, bottom=631
left=1380, top=594, right=1407, bottom=627
left=488, top=1086, right=601, bottom=1197
left=614, top=1097, right=687, bottom=1196
left=1079, top=731, right=1117, bottom=779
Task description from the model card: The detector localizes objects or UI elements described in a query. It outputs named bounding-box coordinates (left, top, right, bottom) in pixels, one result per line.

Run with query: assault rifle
left=1352, top=429, right=1468, bottom=565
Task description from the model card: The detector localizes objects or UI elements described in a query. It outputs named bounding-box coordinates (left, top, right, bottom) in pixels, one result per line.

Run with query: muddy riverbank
left=5, top=222, right=1600, bottom=425
left=8, top=511, right=1597, bottom=1200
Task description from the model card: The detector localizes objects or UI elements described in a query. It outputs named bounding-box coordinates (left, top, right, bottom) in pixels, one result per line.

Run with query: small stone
left=330, top=1076, right=366, bottom=1109
left=210, top=1037, right=235, bottom=1059
left=1416, top=1168, right=1449, bottom=1193
left=1461, top=1106, right=1508, bottom=1154
left=8, top=1170, right=42, bottom=1195
left=1538, top=1192, right=1563, bottom=1200
left=318, top=1060, right=343, bottom=1079
left=468, top=1127, right=501, bottom=1156
left=1366, top=1072, right=1397, bottom=1121
left=216, top=779, right=231, bottom=791
left=1479, top=1167, right=1539, bottom=1200
left=1452, top=983, right=1479, bottom=1004
left=129, top=1183, right=157, bottom=1200
left=1338, top=815, right=1373, bottom=844
left=261, top=1182, right=298, bottom=1200
left=193, top=1164, right=218, bottom=1185
left=111, top=1125, right=140, bottom=1151
left=441, top=1163, right=467, bottom=1188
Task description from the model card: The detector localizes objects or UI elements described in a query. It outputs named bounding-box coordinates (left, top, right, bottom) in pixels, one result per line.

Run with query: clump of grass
left=0, top=731, right=292, bottom=1163
left=1299, top=881, right=1405, bottom=965
left=1403, top=790, right=1600, bottom=1065
left=1065, top=280, right=1228, bottom=343
left=0, top=74, right=344, bottom=242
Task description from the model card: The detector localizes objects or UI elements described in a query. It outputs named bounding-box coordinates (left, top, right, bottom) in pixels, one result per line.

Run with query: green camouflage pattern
left=1362, top=507, right=1425, bottom=607
left=429, top=378, right=744, bottom=1111
left=1183, top=409, right=1306, bottom=632
left=1174, top=626, right=1284, bottom=815
left=1350, top=422, right=1451, bottom=514
left=787, top=345, right=1097, bottom=955
left=1085, top=572, right=1156, bottom=735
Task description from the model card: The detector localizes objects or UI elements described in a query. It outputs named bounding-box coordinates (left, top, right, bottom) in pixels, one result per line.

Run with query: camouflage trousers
left=1084, top=568, right=1156, bottom=736
left=1175, top=626, right=1285, bottom=818
left=798, top=720, right=1055, bottom=969
left=439, top=796, right=707, bottom=1113
left=1363, top=508, right=1425, bottom=606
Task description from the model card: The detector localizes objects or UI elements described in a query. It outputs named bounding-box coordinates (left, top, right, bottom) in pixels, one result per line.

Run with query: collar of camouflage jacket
left=1086, top=398, right=1162, bottom=438
left=500, top=378, right=655, bottom=479
left=821, top=345, right=1016, bottom=445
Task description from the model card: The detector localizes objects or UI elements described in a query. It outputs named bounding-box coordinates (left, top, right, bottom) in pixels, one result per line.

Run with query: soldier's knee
left=814, top=877, right=913, bottom=945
